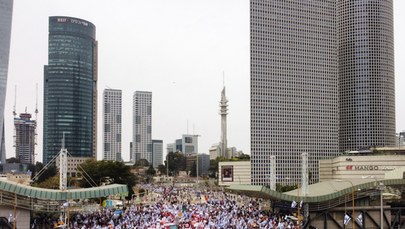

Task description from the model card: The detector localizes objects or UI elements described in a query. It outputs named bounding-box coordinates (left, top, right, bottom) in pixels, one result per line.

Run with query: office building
left=14, top=112, right=36, bottom=164
left=132, top=91, right=152, bottom=163
left=250, top=1, right=339, bottom=185
left=43, top=16, right=98, bottom=164
left=338, top=0, right=396, bottom=151
left=152, top=139, right=163, bottom=168
left=103, top=89, right=122, bottom=161
left=174, top=134, right=199, bottom=155
left=0, top=0, right=13, bottom=163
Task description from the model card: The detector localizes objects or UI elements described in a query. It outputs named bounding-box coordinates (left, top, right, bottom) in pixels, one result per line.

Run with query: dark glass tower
left=43, top=16, right=97, bottom=164
left=338, top=1, right=396, bottom=151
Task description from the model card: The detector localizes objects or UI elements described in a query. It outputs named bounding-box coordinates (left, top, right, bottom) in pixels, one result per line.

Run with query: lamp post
left=337, top=180, right=355, bottom=229
left=362, top=175, right=384, bottom=229
left=377, top=182, right=385, bottom=229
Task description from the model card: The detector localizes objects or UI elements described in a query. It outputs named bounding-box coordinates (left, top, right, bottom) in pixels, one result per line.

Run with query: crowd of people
left=33, top=185, right=301, bottom=228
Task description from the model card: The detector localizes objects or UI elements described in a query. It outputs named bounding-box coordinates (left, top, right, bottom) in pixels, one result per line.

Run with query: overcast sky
left=4, top=0, right=405, bottom=162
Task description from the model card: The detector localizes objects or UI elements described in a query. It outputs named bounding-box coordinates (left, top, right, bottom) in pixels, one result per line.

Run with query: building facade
left=319, top=153, right=405, bottom=182
left=43, top=16, right=98, bottom=164
left=103, top=89, right=122, bottom=161
left=14, top=113, right=36, bottom=164
left=218, top=161, right=251, bottom=186
left=175, top=134, right=199, bottom=155
left=338, top=0, right=396, bottom=151
left=0, top=0, right=13, bottom=163
left=132, top=91, right=152, bottom=163
left=152, top=139, right=163, bottom=168
left=250, top=0, right=339, bottom=185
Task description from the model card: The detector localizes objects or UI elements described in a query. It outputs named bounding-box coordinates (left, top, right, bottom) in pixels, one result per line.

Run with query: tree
left=157, top=164, right=166, bottom=175
left=237, top=153, right=250, bottom=160
left=79, top=159, right=137, bottom=198
left=166, top=151, right=185, bottom=176
left=33, top=162, right=57, bottom=183
left=146, top=165, right=156, bottom=176
left=190, top=162, right=197, bottom=177
left=134, top=159, right=149, bottom=168
left=6, top=157, right=20, bottom=163
left=34, top=176, right=59, bottom=189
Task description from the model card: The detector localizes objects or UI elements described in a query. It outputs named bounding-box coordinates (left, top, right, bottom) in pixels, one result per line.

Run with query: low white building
left=218, top=161, right=251, bottom=186
left=319, top=152, right=405, bottom=181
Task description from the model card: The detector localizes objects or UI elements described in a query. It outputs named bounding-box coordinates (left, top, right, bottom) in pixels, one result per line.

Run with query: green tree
left=134, top=159, right=149, bottom=168
left=190, top=162, right=197, bottom=177
left=237, top=153, right=250, bottom=160
left=79, top=159, right=137, bottom=198
left=34, top=175, right=59, bottom=189
left=6, top=157, right=20, bottom=163
left=166, top=151, right=185, bottom=176
left=146, top=165, right=156, bottom=176
left=157, top=164, right=166, bottom=175
left=33, top=162, right=57, bottom=183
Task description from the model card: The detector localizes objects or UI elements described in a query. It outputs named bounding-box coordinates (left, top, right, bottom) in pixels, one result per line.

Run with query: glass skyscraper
left=43, top=16, right=97, bottom=164
left=250, top=0, right=339, bottom=185
left=338, top=0, right=396, bottom=151
left=0, top=0, right=13, bottom=163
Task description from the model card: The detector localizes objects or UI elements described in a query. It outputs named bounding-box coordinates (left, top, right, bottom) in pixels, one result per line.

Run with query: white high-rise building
left=0, top=0, right=13, bottom=163
left=132, top=91, right=152, bottom=163
left=103, top=89, right=122, bottom=161
left=250, top=0, right=339, bottom=185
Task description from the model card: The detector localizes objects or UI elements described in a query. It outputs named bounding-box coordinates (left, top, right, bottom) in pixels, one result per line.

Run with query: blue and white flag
left=356, top=213, right=363, bottom=227
left=291, top=200, right=297, bottom=208
left=344, top=213, right=351, bottom=225
left=299, top=200, right=303, bottom=208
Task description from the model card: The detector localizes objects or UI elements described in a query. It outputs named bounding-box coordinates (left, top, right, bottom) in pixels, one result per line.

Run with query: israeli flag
left=344, top=213, right=351, bottom=225
left=291, top=200, right=297, bottom=208
left=356, top=213, right=363, bottom=227
left=299, top=200, right=303, bottom=208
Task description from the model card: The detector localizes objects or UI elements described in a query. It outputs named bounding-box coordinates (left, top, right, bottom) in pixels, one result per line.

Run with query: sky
left=4, top=0, right=405, bottom=162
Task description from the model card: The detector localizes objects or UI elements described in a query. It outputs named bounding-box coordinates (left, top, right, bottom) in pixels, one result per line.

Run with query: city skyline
left=3, top=0, right=405, bottom=163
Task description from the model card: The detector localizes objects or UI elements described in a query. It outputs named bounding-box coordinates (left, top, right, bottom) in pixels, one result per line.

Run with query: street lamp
left=363, top=175, right=384, bottom=229
left=336, top=180, right=355, bottom=229
left=377, top=182, right=385, bottom=229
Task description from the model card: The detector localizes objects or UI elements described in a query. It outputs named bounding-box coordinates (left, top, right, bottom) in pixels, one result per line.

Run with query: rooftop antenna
left=223, top=71, right=225, bottom=88
left=12, top=85, right=16, bottom=117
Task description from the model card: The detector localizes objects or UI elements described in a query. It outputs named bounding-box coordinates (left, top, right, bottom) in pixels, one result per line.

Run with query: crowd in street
left=34, top=185, right=301, bottom=228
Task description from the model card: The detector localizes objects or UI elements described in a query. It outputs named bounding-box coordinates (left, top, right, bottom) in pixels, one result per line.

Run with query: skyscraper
left=338, top=0, right=396, bottom=151
left=132, top=91, right=152, bottom=163
left=14, top=112, right=36, bottom=164
left=152, top=139, right=163, bottom=168
left=43, top=16, right=97, bottom=164
left=250, top=0, right=339, bottom=185
left=103, top=89, right=122, bottom=161
left=0, top=0, right=13, bottom=163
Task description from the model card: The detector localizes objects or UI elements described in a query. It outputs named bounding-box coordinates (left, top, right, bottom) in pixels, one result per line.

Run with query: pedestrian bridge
left=0, top=179, right=128, bottom=228
left=227, top=179, right=405, bottom=228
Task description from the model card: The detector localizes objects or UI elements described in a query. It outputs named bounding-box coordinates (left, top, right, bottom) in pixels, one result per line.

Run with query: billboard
left=221, top=166, right=233, bottom=182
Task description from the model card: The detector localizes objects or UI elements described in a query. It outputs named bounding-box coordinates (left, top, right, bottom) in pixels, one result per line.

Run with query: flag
left=344, top=213, right=351, bottom=225
left=356, top=213, right=363, bottom=227
left=291, top=200, right=297, bottom=208
left=299, top=200, right=303, bottom=208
